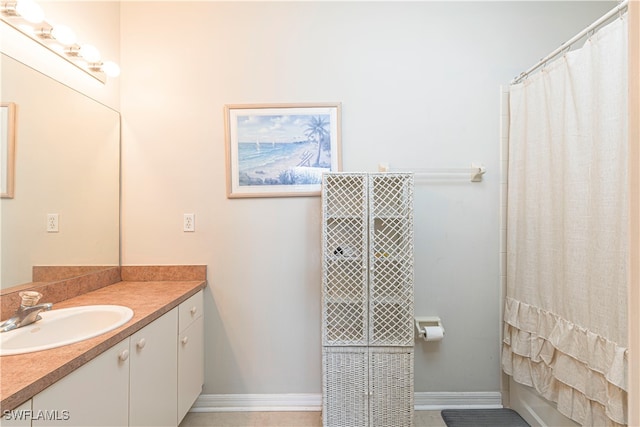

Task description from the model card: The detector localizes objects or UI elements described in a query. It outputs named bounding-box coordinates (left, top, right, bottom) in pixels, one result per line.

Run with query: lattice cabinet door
left=322, top=347, right=414, bottom=427
left=322, top=173, right=369, bottom=346
left=322, top=347, right=369, bottom=427
left=368, top=174, right=414, bottom=346
left=368, top=347, right=414, bottom=427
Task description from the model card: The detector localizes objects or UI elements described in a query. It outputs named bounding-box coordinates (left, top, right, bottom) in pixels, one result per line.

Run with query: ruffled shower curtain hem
left=502, top=297, right=628, bottom=426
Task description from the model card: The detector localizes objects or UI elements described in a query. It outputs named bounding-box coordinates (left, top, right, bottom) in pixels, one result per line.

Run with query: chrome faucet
left=0, top=291, right=53, bottom=333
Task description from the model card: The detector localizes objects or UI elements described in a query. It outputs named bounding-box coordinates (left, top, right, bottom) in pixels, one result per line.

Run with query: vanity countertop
left=0, top=279, right=206, bottom=413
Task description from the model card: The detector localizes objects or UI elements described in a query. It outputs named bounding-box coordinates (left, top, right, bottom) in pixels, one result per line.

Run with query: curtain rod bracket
left=470, top=163, right=486, bottom=182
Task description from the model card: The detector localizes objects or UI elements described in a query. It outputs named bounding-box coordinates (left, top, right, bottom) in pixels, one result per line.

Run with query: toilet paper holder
left=415, top=316, right=444, bottom=339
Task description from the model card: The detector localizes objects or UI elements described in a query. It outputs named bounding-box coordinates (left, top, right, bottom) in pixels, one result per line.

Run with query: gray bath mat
left=441, top=408, right=530, bottom=427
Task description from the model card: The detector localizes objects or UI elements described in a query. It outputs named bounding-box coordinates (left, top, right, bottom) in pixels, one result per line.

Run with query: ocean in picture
left=237, top=140, right=329, bottom=186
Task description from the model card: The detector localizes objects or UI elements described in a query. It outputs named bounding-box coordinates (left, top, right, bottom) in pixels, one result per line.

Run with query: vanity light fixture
left=38, top=24, right=77, bottom=46
left=0, top=0, right=119, bottom=83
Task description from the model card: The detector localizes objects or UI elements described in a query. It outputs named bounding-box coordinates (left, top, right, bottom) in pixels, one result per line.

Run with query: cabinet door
left=129, top=308, right=178, bottom=427
left=322, top=347, right=368, bottom=427
left=368, top=348, right=414, bottom=427
left=368, top=174, right=414, bottom=346
left=2, top=399, right=32, bottom=427
left=177, top=315, right=203, bottom=423
left=32, top=339, right=130, bottom=427
left=322, top=173, right=369, bottom=346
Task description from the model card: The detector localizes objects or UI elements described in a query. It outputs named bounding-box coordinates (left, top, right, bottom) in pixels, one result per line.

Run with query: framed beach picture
left=1, top=103, right=16, bottom=199
left=224, top=103, right=342, bottom=198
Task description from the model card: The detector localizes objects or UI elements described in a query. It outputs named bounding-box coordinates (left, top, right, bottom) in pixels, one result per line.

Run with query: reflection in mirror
left=1, top=102, right=16, bottom=198
left=0, top=53, right=120, bottom=289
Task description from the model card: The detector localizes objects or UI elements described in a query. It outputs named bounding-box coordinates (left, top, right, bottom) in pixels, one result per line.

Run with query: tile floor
left=179, top=410, right=448, bottom=427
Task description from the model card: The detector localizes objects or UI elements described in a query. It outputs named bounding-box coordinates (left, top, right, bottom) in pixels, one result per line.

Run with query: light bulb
left=101, top=61, right=120, bottom=78
left=51, top=25, right=76, bottom=45
left=79, top=44, right=100, bottom=63
left=15, top=0, right=44, bottom=23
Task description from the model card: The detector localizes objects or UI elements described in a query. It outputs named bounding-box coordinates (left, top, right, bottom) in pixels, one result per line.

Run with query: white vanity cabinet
left=129, top=308, right=178, bottom=427
left=32, top=340, right=130, bottom=427
left=177, top=291, right=204, bottom=423
left=22, top=289, right=204, bottom=427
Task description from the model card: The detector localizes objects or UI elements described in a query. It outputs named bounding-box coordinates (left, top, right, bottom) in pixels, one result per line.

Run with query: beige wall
left=119, top=1, right=615, bottom=396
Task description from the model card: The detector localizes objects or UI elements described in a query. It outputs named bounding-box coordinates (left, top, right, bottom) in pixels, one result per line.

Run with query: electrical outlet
left=47, top=213, right=59, bottom=232
left=184, top=213, right=195, bottom=232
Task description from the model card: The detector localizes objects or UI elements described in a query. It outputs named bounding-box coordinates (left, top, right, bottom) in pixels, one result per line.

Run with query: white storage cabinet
left=321, top=173, right=414, bottom=427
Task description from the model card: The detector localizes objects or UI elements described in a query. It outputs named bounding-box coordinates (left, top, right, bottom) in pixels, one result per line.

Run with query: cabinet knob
left=118, top=349, right=129, bottom=362
left=190, top=306, right=197, bottom=316
left=136, top=338, right=146, bottom=350
left=181, top=336, right=189, bottom=346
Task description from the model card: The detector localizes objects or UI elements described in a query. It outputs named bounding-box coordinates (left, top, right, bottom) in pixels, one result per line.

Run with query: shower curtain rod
left=511, top=0, right=628, bottom=84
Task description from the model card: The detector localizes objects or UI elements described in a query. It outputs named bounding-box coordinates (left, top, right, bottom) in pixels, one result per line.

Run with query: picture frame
left=1, top=103, right=16, bottom=199
left=224, top=103, right=341, bottom=198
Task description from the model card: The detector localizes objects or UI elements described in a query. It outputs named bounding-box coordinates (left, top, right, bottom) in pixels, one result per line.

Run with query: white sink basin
left=0, top=305, right=134, bottom=356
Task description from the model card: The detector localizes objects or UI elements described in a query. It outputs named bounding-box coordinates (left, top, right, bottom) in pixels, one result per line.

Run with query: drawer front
left=179, top=290, right=203, bottom=334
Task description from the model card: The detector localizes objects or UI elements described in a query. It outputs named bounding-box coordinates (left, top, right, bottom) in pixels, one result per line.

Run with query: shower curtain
left=502, top=14, right=628, bottom=427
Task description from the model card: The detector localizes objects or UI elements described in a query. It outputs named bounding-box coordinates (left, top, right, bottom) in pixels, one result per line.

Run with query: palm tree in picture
left=305, top=115, right=330, bottom=167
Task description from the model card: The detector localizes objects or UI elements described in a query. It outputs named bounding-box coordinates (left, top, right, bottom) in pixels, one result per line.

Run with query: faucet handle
left=19, top=291, right=43, bottom=307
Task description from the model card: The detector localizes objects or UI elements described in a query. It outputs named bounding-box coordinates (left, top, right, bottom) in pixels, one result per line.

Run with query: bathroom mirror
left=0, top=53, right=120, bottom=289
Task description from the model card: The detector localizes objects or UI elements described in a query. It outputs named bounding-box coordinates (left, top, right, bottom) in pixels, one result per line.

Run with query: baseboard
left=191, top=393, right=322, bottom=412
left=414, top=392, right=503, bottom=410
left=191, top=392, right=502, bottom=413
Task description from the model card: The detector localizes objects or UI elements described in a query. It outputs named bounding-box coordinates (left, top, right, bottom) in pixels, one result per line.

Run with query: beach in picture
left=236, top=113, right=333, bottom=186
